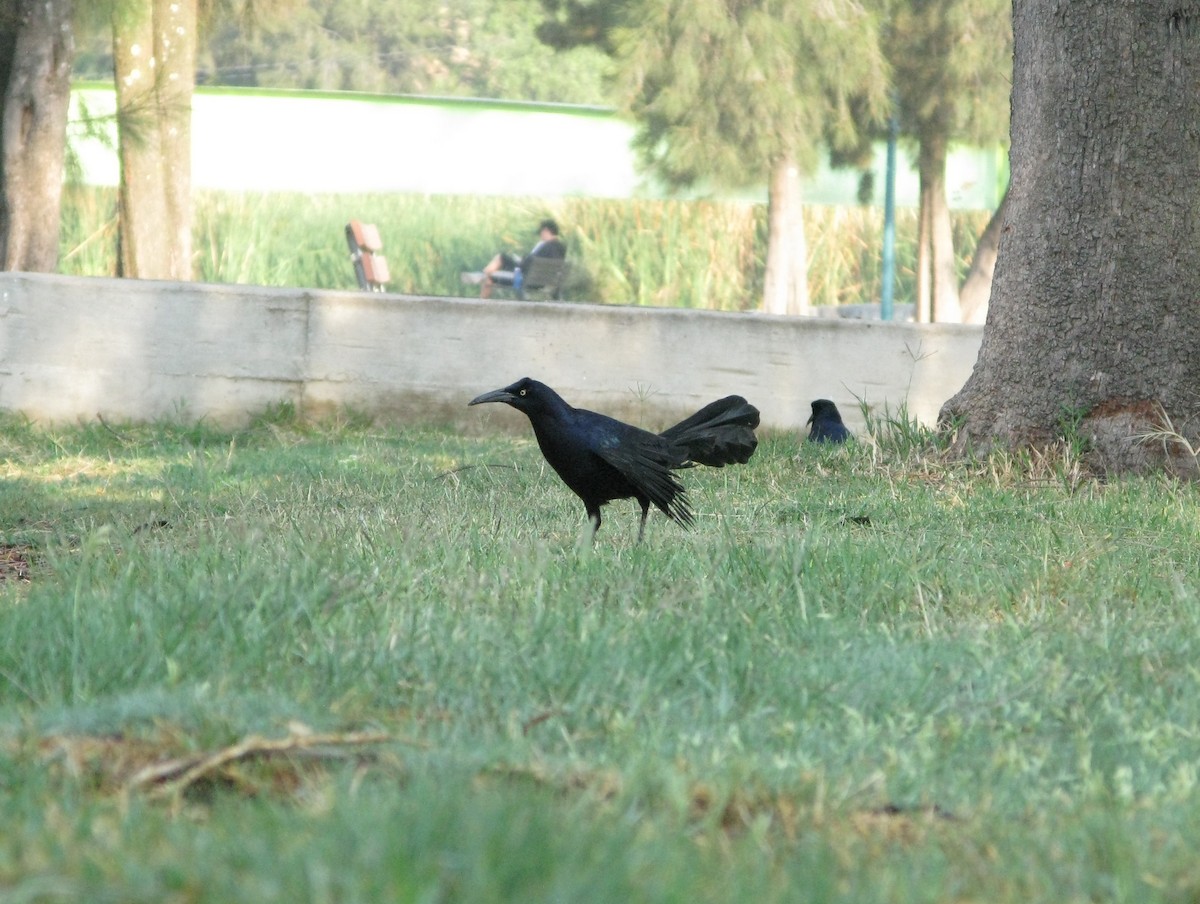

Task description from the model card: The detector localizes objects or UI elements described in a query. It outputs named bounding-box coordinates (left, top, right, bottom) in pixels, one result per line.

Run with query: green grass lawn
left=1, top=408, right=1199, bottom=902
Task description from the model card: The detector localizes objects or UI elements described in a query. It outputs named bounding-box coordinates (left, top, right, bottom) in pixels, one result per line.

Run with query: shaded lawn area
left=1, top=409, right=1199, bottom=902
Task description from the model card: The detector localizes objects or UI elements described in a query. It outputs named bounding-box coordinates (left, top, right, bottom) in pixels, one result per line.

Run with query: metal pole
left=880, top=109, right=898, bottom=321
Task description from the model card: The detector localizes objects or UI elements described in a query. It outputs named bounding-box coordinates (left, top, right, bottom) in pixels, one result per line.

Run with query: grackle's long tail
left=660, top=395, right=760, bottom=468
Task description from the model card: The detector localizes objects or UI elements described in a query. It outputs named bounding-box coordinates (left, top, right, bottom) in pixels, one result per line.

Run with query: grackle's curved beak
left=468, top=388, right=516, bottom=406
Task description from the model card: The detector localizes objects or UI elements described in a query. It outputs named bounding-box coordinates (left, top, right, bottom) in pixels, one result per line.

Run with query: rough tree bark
left=113, top=0, right=194, bottom=279
left=763, top=156, right=810, bottom=316
left=939, top=0, right=1200, bottom=475
left=0, top=0, right=74, bottom=272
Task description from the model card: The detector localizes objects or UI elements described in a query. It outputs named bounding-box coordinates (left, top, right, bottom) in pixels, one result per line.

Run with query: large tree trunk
left=113, top=0, right=194, bottom=280
left=940, top=0, right=1200, bottom=475
left=762, top=156, right=810, bottom=316
left=958, top=188, right=1008, bottom=325
left=914, top=131, right=960, bottom=323
left=0, top=0, right=74, bottom=272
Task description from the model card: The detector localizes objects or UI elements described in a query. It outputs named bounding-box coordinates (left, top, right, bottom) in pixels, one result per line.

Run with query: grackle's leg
left=636, top=499, right=650, bottom=543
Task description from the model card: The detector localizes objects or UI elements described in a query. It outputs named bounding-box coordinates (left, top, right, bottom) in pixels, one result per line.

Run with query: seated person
left=481, top=219, right=566, bottom=298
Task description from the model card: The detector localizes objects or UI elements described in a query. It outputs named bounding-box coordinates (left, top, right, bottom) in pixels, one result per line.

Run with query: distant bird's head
left=807, top=399, right=841, bottom=425
left=468, top=377, right=563, bottom=417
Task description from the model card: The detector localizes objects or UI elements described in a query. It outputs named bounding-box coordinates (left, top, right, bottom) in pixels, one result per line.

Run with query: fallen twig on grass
left=433, top=462, right=521, bottom=482
left=126, top=728, right=415, bottom=800
left=96, top=413, right=132, bottom=446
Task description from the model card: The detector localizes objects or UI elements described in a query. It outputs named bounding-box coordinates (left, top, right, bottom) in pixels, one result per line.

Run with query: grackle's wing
left=591, top=436, right=695, bottom=528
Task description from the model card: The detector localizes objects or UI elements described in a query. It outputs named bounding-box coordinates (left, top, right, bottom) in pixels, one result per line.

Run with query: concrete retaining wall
left=0, top=272, right=983, bottom=435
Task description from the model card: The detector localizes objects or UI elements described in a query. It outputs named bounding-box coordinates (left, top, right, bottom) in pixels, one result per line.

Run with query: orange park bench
left=346, top=220, right=390, bottom=291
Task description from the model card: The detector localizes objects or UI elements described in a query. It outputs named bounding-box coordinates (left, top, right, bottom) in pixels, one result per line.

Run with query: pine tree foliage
left=615, top=0, right=889, bottom=191
left=886, top=0, right=1010, bottom=148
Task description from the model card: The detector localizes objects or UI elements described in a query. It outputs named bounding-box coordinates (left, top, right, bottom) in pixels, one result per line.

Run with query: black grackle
left=469, top=377, right=759, bottom=540
left=806, top=399, right=851, bottom=444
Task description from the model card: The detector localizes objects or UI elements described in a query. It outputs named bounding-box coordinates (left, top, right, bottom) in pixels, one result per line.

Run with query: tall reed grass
left=58, top=185, right=990, bottom=311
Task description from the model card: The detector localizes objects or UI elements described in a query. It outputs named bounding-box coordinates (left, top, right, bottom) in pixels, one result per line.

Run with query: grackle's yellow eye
left=520, top=389, right=527, bottom=396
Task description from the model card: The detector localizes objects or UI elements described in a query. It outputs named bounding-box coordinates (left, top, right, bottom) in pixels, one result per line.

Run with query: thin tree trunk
left=958, top=188, right=1008, bottom=325
left=940, top=0, right=1200, bottom=475
left=0, top=0, right=74, bottom=272
left=157, top=0, right=193, bottom=277
left=763, top=156, right=809, bottom=316
left=113, top=0, right=193, bottom=280
left=917, top=132, right=960, bottom=323
left=915, top=194, right=931, bottom=322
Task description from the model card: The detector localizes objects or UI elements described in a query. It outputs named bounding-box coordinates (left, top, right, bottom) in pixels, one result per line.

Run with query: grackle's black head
left=468, top=377, right=561, bottom=415
left=806, top=399, right=841, bottom=423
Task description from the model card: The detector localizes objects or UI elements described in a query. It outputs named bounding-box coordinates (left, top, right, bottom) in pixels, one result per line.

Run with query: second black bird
left=469, top=377, right=760, bottom=540
left=806, top=399, right=851, bottom=443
